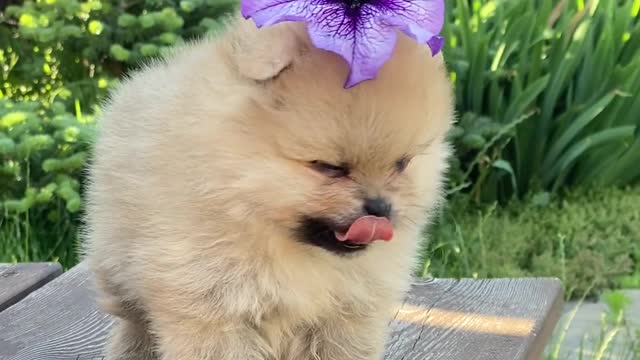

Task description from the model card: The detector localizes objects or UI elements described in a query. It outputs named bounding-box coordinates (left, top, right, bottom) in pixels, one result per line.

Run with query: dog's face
left=217, top=19, right=453, bottom=255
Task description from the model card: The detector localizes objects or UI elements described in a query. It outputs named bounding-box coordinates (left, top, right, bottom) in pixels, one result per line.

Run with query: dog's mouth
left=296, top=216, right=393, bottom=255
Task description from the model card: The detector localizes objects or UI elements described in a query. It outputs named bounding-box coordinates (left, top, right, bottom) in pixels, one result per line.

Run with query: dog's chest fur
left=230, top=231, right=417, bottom=356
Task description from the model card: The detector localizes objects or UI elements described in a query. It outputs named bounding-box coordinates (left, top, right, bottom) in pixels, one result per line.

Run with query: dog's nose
left=363, top=197, right=392, bottom=218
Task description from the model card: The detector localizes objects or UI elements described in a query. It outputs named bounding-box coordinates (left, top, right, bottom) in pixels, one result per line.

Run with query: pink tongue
left=335, top=216, right=394, bottom=244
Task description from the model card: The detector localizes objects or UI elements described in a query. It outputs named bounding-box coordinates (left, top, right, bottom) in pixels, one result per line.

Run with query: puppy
left=82, top=13, right=454, bottom=360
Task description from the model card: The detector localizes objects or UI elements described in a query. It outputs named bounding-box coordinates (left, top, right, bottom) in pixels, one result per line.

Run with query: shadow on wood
left=0, top=262, right=62, bottom=313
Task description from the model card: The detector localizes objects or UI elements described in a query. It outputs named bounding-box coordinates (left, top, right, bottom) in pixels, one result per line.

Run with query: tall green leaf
left=542, top=91, right=618, bottom=171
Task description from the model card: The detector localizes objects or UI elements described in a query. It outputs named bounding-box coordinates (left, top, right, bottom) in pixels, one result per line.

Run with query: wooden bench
left=0, top=261, right=564, bottom=360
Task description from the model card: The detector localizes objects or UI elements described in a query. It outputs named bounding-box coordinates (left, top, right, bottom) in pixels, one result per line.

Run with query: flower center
left=342, top=0, right=370, bottom=17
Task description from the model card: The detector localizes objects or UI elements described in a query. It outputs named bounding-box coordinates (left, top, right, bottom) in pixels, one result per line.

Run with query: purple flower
left=241, top=0, right=445, bottom=88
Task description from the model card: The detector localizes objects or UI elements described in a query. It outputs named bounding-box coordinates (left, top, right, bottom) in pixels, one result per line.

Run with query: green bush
left=443, top=0, right=640, bottom=203
left=0, top=98, right=95, bottom=266
left=1, top=0, right=236, bottom=106
left=423, top=186, right=640, bottom=299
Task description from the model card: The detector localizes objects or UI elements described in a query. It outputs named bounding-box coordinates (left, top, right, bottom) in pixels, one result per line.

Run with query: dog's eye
left=395, top=157, right=411, bottom=173
left=310, top=161, right=350, bottom=178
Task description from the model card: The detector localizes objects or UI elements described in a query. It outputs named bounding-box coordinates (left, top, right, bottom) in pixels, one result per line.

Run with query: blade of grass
left=542, top=91, right=618, bottom=171
left=503, top=75, right=550, bottom=123
left=546, top=126, right=636, bottom=190
left=547, top=282, right=596, bottom=360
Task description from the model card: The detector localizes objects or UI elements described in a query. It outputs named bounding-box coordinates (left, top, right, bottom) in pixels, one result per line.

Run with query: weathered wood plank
left=384, top=278, right=564, bottom=360
left=0, top=261, right=563, bottom=360
left=0, top=262, right=114, bottom=360
left=0, top=262, right=63, bottom=313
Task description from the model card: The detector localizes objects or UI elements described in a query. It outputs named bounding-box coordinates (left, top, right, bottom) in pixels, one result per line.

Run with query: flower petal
left=306, top=4, right=398, bottom=88
left=304, top=4, right=358, bottom=71
left=379, top=0, right=445, bottom=54
left=240, top=0, right=446, bottom=87
left=241, top=0, right=315, bottom=27
left=426, top=35, right=444, bottom=55
left=346, top=21, right=398, bottom=87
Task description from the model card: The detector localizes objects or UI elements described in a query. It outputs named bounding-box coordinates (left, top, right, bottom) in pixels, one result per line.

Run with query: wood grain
left=384, top=278, right=564, bottom=360
left=0, top=262, right=114, bottom=360
left=0, top=261, right=563, bottom=360
left=0, top=262, right=62, bottom=313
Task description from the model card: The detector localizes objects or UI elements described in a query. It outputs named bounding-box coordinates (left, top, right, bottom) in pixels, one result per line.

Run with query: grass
left=421, top=186, right=640, bottom=300
left=545, top=289, right=639, bottom=360
left=0, top=198, right=80, bottom=268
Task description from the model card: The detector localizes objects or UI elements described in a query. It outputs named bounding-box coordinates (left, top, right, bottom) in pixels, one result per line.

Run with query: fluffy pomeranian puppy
left=82, top=13, right=453, bottom=360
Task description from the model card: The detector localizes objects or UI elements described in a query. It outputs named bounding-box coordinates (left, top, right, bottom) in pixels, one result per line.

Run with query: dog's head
left=213, top=17, right=453, bottom=255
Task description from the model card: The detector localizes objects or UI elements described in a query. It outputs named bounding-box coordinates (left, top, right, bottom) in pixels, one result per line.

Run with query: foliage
left=422, top=186, right=640, bottom=300
left=546, top=289, right=638, bottom=360
left=1, top=0, right=236, bottom=107
left=0, top=98, right=95, bottom=266
left=443, top=0, right=640, bottom=203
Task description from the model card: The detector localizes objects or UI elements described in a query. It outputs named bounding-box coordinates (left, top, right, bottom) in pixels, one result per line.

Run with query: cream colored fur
left=82, top=14, right=454, bottom=360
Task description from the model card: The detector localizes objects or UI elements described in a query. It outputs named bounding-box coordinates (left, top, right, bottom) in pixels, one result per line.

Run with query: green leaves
left=117, top=14, right=138, bottom=28
left=545, top=126, right=636, bottom=191
left=503, top=75, right=550, bottom=124
left=542, top=91, right=619, bottom=173
left=445, top=0, right=640, bottom=203
left=110, top=44, right=131, bottom=61
left=2, top=0, right=239, bottom=106
left=1, top=112, right=28, bottom=129
left=0, top=99, right=93, bottom=217
left=87, top=20, right=104, bottom=35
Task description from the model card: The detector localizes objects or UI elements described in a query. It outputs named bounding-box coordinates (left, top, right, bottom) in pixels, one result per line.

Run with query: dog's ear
left=229, top=18, right=306, bottom=81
